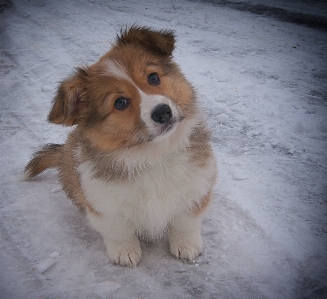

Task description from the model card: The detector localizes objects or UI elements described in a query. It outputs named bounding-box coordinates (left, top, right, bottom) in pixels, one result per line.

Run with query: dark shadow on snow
left=195, top=0, right=327, bottom=31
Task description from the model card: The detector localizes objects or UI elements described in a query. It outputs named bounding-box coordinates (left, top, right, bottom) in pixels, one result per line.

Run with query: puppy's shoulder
left=187, top=123, right=214, bottom=168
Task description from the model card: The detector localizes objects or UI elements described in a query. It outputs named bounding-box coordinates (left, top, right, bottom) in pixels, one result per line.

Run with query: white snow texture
left=0, top=0, right=326, bottom=298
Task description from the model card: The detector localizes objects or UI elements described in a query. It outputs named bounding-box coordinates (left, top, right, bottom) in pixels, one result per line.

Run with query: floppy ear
left=48, top=67, right=89, bottom=126
left=117, top=26, right=175, bottom=57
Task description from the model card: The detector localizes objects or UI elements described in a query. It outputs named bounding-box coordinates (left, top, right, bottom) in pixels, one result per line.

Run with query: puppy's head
left=48, top=26, right=197, bottom=151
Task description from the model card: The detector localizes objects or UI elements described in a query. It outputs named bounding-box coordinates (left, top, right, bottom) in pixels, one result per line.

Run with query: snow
left=0, top=0, right=326, bottom=298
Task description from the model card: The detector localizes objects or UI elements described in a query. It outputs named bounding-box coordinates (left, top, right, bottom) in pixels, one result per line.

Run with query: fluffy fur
left=24, top=26, right=217, bottom=267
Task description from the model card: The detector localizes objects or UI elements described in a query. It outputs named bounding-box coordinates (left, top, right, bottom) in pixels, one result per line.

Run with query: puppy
left=24, top=26, right=217, bottom=267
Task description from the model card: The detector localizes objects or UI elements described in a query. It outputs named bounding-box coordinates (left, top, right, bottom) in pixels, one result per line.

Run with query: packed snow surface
left=1, top=0, right=327, bottom=298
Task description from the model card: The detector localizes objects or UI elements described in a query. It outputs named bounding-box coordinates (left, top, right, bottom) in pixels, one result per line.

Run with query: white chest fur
left=78, top=151, right=215, bottom=239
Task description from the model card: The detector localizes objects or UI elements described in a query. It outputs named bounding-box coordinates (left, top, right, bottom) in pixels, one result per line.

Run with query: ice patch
left=49, top=251, right=60, bottom=258
left=35, top=258, right=56, bottom=274
left=51, top=187, right=62, bottom=193
left=288, top=148, right=295, bottom=155
left=93, top=281, right=121, bottom=296
left=231, top=170, right=249, bottom=181
left=171, top=19, right=178, bottom=26
left=216, top=113, right=229, bottom=124
left=246, top=130, right=261, bottom=138
left=41, top=85, right=52, bottom=92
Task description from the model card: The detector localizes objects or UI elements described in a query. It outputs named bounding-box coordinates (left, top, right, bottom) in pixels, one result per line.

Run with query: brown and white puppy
left=24, top=26, right=217, bottom=267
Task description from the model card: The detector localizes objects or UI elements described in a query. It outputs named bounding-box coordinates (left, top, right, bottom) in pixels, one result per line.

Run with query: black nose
left=151, top=104, right=172, bottom=124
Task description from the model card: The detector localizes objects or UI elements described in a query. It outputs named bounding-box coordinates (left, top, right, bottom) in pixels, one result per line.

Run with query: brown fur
left=25, top=27, right=190, bottom=203
left=192, top=192, right=212, bottom=216
left=116, top=27, right=175, bottom=57
left=188, top=125, right=214, bottom=168
left=57, top=133, right=99, bottom=214
left=24, top=144, right=62, bottom=177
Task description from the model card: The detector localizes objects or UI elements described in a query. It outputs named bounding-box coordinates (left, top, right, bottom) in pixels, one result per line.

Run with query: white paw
left=169, top=234, right=203, bottom=261
left=105, top=237, right=142, bottom=267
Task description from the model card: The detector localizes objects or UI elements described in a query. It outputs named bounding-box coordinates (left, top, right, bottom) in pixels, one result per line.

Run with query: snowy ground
left=1, top=0, right=327, bottom=298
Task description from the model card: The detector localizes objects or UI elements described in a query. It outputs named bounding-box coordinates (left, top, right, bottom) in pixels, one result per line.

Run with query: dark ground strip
left=198, top=0, right=327, bottom=30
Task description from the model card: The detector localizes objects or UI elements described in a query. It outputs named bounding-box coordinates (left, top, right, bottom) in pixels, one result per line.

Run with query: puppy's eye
left=148, top=73, right=160, bottom=86
left=114, top=97, right=130, bottom=110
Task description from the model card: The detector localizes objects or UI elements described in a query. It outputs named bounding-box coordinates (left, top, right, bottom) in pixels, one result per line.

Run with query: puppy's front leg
left=87, top=212, right=141, bottom=267
left=168, top=212, right=204, bottom=261
left=169, top=192, right=212, bottom=261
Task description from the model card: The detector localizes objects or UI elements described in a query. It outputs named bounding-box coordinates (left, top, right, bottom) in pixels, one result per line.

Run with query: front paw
left=105, top=237, right=142, bottom=267
left=169, top=233, right=203, bottom=261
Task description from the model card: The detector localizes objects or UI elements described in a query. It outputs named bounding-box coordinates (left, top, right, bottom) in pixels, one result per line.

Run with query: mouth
left=128, top=118, right=179, bottom=146
left=159, top=121, right=175, bottom=135
left=153, top=116, right=182, bottom=139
